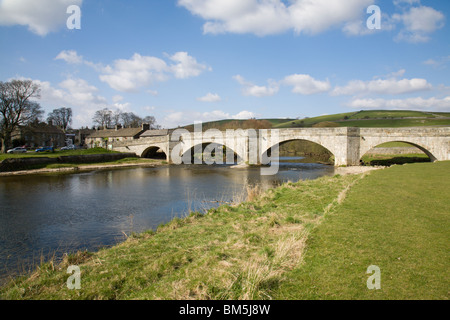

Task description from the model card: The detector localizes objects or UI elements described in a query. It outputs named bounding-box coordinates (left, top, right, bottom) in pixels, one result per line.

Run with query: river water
left=0, top=158, right=335, bottom=283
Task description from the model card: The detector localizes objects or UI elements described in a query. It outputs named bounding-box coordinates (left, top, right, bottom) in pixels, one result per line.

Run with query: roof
left=140, top=129, right=170, bottom=137
left=87, top=127, right=145, bottom=138
left=18, top=124, right=65, bottom=134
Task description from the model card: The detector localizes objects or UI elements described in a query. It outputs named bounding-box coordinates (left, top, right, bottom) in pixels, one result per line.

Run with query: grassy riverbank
left=0, top=147, right=118, bottom=161
left=0, top=158, right=166, bottom=176
left=0, top=148, right=169, bottom=175
left=0, top=162, right=448, bottom=300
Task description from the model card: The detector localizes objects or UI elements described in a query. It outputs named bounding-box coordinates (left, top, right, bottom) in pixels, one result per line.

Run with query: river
left=0, top=158, right=335, bottom=283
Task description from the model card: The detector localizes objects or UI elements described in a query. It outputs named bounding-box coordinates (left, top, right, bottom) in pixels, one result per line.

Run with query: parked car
left=35, top=146, right=54, bottom=153
left=7, top=147, right=27, bottom=154
left=60, top=145, right=76, bottom=151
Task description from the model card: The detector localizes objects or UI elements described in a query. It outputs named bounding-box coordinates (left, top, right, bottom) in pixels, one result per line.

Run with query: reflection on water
left=0, top=159, right=334, bottom=283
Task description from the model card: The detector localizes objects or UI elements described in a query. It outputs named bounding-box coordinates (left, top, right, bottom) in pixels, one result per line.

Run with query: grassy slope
left=1, top=162, right=448, bottom=300
left=274, top=110, right=450, bottom=128
left=274, top=162, right=449, bottom=300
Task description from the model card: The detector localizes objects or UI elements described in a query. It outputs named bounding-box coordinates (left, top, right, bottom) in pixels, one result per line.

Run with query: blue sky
left=1, top=0, right=449, bottom=129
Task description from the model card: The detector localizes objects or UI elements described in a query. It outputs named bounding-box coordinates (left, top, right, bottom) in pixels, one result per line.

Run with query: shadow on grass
left=367, top=156, right=431, bottom=166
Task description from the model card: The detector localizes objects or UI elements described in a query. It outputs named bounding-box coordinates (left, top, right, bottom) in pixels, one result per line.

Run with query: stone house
left=12, top=122, right=66, bottom=148
left=85, top=124, right=150, bottom=149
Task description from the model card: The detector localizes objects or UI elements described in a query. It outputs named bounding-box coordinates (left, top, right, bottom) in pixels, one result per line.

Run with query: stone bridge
left=110, top=127, right=450, bottom=166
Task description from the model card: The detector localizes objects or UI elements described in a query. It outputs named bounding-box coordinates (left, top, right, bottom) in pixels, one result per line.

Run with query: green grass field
left=274, top=111, right=450, bottom=128
left=1, top=162, right=448, bottom=300
left=0, top=147, right=119, bottom=162
left=274, top=162, right=449, bottom=299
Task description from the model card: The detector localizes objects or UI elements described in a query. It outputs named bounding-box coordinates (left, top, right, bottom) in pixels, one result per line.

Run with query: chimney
left=115, top=124, right=122, bottom=131
left=142, top=123, right=150, bottom=131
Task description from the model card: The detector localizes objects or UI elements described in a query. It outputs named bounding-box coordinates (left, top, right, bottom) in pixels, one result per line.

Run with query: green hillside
left=274, top=110, right=450, bottom=128
left=181, top=110, right=450, bottom=130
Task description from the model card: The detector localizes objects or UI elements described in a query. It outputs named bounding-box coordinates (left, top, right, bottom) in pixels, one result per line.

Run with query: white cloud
left=96, top=52, right=209, bottom=92
left=392, top=5, right=445, bottom=43
left=332, top=77, right=432, bottom=96
left=18, top=77, right=142, bottom=127
left=112, top=95, right=124, bottom=103
left=343, top=13, right=396, bottom=36
left=282, top=74, right=331, bottom=95
left=56, top=50, right=210, bottom=92
left=99, top=53, right=169, bottom=92
left=0, top=0, right=83, bottom=36
left=347, top=96, right=450, bottom=112
left=55, top=50, right=84, bottom=64
left=178, top=0, right=374, bottom=36
left=423, top=55, right=450, bottom=69
left=233, top=75, right=279, bottom=97
left=197, top=92, right=221, bottom=102
left=169, top=52, right=210, bottom=79
left=232, top=110, right=257, bottom=119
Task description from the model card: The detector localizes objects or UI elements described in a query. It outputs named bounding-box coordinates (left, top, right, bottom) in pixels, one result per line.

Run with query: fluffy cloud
left=233, top=75, right=279, bottom=97
left=197, top=93, right=221, bottom=102
left=332, top=76, right=432, bottom=96
left=178, top=0, right=374, bottom=36
left=393, top=5, right=445, bottom=43
left=55, top=50, right=83, bottom=64
left=169, top=52, right=211, bottom=79
left=341, top=1, right=445, bottom=43
left=0, top=0, right=82, bottom=36
left=347, top=96, right=450, bottom=112
left=282, top=74, right=331, bottom=95
left=55, top=51, right=211, bottom=92
left=18, top=77, right=137, bottom=127
left=99, top=53, right=169, bottom=92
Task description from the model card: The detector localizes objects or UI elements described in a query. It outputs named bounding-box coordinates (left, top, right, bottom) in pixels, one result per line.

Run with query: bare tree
left=121, top=112, right=142, bottom=128
left=92, top=108, right=113, bottom=129
left=0, top=80, right=43, bottom=153
left=112, top=109, right=123, bottom=127
left=47, top=107, right=72, bottom=132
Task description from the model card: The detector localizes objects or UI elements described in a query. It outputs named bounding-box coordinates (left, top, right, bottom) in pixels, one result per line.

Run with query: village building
left=11, top=122, right=66, bottom=149
left=85, top=124, right=150, bottom=149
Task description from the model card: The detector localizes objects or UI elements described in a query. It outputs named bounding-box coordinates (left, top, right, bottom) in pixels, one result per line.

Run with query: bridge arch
left=360, top=139, right=438, bottom=163
left=261, top=138, right=335, bottom=164
left=180, top=142, right=243, bottom=164
left=141, top=145, right=168, bottom=160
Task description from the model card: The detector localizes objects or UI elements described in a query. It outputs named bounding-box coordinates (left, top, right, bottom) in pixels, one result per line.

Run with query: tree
left=142, top=115, right=160, bottom=129
left=92, top=107, right=160, bottom=130
left=120, top=112, right=143, bottom=128
left=47, top=107, right=72, bottom=132
left=111, top=109, right=122, bottom=127
left=92, top=108, right=113, bottom=129
left=0, top=80, right=43, bottom=153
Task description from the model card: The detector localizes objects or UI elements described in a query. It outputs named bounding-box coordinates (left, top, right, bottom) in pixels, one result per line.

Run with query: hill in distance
left=181, top=110, right=450, bottom=131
